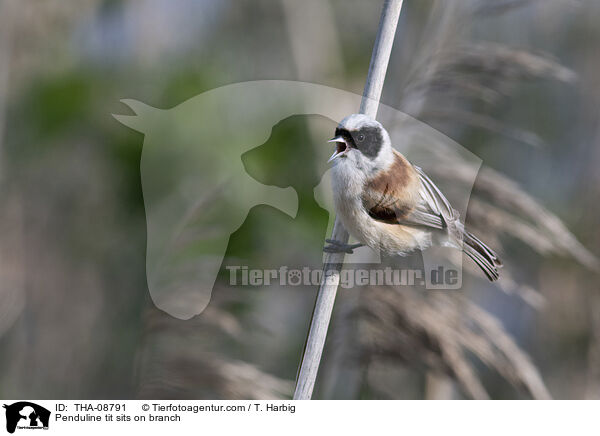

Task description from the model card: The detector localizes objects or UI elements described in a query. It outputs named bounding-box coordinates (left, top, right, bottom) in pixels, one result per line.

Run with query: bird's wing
left=361, top=152, right=420, bottom=224
left=413, top=165, right=458, bottom=222
left=402, top=208, right=445, bottom=229
left=364, top=188, right=415, bottom=224
left=362, top=161, right=458, bottom=232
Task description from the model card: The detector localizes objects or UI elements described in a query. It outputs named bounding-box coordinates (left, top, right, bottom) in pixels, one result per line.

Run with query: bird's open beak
left=327, top=136, right=348, bottom=163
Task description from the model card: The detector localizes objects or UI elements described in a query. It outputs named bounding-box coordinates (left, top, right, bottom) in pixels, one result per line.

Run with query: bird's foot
left=323, top=239, right=364, bottom=254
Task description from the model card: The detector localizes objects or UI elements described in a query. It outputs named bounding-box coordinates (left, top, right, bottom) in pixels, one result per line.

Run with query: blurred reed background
left=0, top=0, right=599, bottom=399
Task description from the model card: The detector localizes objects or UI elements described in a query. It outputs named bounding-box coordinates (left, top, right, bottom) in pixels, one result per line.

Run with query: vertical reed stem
left=293, top=0, right=405, bottom=400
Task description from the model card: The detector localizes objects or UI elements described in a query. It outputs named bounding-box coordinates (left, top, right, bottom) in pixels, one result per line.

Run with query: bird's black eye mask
left=335, top=126, right=382, bottom=159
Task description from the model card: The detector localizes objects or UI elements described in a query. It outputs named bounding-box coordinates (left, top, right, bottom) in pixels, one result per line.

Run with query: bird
left=324, top=113, right=502, bottom=281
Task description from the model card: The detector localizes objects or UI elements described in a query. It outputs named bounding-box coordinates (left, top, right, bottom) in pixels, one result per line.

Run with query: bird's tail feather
left=462, top=232, right=503, bottom=281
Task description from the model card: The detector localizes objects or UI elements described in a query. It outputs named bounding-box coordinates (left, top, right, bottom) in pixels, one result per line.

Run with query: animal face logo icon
left=3, top=402, right=50, bottom=434
left=114, top=81, right=482, bottom=319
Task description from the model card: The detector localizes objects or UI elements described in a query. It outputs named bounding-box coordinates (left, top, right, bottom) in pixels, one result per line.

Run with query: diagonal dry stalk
left=293, top=0, right=405, bottom=400
left=358, top=285, right=552, bottom=399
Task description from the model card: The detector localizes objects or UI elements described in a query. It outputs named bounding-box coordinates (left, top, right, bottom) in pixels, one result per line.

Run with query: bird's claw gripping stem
left=323, top=239, right=364, bottom=254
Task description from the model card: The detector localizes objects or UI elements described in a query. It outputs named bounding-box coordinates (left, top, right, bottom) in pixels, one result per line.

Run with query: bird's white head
left=327, top=114, right=394, bottom=175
